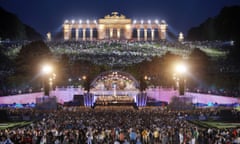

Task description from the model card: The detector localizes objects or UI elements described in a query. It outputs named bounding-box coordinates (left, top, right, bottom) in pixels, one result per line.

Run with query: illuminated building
left=63, top=12, right=167, bottom=41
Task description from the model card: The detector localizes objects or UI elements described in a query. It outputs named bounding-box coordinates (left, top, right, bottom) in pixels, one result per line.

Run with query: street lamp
left=144, top=75, right=151, bottom=86
left=144, top=75, right=151, bottom=81
left=68, top=78, right=72, bottom=86
left=81, top=75, right=89, bottom=91
left=82, top=75, right=87, bottom=81
left=175, top=63, right=187, bottom=96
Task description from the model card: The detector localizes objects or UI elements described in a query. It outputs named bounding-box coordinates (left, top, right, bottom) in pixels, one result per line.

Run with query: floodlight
left=175, top=64, right=187, bottom=74
left=42, top=64, right=53, bottom=74
left=64, top=19, right=69, bottom=23
left=133, top=20, right=137, bottom=24
left=161, top=20, right=166, bottom=24
left=148, top=20, right=151, bottom=24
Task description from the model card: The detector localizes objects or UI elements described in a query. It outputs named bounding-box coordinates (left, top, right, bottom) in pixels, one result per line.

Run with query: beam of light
left=53, top=25, right=63, bottom=34
left=165, top=24, right=179, bottom=42
left=167, top=25, right=178, bottom=35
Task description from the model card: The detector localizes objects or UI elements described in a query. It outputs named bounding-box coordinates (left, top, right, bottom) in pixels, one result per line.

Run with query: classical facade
left=63, top=12, right=168, bottom=41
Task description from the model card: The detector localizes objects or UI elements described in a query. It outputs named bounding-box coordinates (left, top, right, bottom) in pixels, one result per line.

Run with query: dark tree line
left=0, top=46, right=14, bottom=95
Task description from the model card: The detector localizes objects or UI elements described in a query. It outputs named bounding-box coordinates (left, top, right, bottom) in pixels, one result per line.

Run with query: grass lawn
left=191, top=120, right=240, bottom=129
left=199, top=47, right=227, bottom=58
left=0, top=121, right=32, bottom=130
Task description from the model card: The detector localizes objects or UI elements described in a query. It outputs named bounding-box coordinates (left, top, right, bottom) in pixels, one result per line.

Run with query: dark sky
left=1, top=0, right=240, bottom=36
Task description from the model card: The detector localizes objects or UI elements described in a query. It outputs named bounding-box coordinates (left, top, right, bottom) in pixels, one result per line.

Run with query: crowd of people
left=46, top=40, right=229, bottom=66
left=1, top=40, right=228, bottom=66
left=0, top=107, right=240, bottom=144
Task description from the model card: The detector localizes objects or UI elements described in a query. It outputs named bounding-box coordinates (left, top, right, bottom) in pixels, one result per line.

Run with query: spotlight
left=148, top=20, right=151, bottom=24
left=64, top=19, right=69, bottom=23
left=133, top=20, right=137, bottom=24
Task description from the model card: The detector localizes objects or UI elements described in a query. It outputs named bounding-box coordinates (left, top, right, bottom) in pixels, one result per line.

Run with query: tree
left=160, top=52, right=182, bottom=87
left=11, top=40, right=53, bottom=89
left=188, top=48, right=212, bottom=89
left=0, top=47, right=14, bottom=95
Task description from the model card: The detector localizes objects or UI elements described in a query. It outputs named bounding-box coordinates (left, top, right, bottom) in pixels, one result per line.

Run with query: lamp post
left=82, top=75, right=87, bottom=89
left=144, top=75, right=151, bottom=87
left=175, top=63, right=187, bottom=96
left=68, top=78, right=72, bottom=87
left=42, top=64, right=53, bottom=96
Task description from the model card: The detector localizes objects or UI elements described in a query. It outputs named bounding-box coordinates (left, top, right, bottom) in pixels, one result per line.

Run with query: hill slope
left=187, top=6, right=240, bottom=42
left=0, top=7, right=42, bottom=41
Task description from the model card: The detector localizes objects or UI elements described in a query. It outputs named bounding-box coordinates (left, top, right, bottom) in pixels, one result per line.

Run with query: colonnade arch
left=63, top=12, right=167, bottom=41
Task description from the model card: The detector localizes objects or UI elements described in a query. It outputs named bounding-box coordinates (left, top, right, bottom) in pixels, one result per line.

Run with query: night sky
left=1, top=0, right=240, bottom=36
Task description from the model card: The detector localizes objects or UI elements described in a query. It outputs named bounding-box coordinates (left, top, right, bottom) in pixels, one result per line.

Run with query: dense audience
left=1, top=40, right=229, bottom=66
left=1, top=40, right=233, bottom=69
left=45, top=40, right=228, bottom=66
left=0, top=107, right=240, bottom=144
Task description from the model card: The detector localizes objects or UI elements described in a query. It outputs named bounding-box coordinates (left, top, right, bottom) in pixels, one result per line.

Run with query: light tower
left=175, top=63, right=187, bottom=96
left=41, top=64, right=53, bottom=96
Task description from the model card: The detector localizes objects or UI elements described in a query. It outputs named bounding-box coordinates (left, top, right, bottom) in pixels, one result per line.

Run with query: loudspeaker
left=73, top=95, right=84, bottom=106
